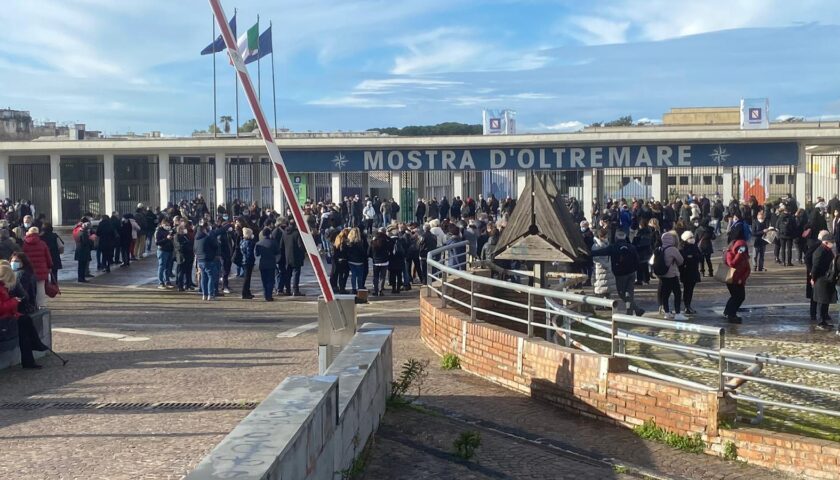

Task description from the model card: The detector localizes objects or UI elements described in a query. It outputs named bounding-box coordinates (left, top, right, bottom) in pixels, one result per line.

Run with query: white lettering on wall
left=407, top=150, right=422, bottom=170
left=517, top=149, right=535, bottom=168
left=490, top=149, right=506, bottom=169
left=461, top=150, right=476, bottom=169
left=591, top=147, right=603, bottom=168
left=570, top=148, right=585, bottom=168
left=636, top=147, right=653, bottom=167
left=656, top=146, right=673, bottom=166
left=364, top=151, right=383, bottom=170
left=552, top=148, right=566, bottom=168
left=539, top=149, right=551, bottom=168
left=678, top=145, right=691, bottom=166
left=387, top=151, right=404, bottom=169
left=425, top=150, right=438, bottom=170
left=441, top=150, right=456, bottom=170
left=609, top=147, right=630, bottom=167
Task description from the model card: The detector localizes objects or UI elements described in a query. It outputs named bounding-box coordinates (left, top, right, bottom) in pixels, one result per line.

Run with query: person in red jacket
left=21, top=227, right=52, bottom=308
left=723, top=239, right=751, bottom=324
left=0, top=261, right=20, bottom=319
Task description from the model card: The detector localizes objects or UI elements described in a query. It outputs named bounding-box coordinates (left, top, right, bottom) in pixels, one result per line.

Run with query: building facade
left=1, top=122, right=840, bottom=225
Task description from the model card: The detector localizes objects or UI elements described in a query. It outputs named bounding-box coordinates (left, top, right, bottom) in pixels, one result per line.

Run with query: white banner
left=482, top=109, right=516, bottom=135
left=740, top=166, right=769, bottom=204
left=740, top=98, right=770, bottom=130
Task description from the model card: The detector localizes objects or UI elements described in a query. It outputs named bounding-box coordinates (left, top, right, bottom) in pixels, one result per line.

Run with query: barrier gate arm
left=208, top=0, right=346, bottom=329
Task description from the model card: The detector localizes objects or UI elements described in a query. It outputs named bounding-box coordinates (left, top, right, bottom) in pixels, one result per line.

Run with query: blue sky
left=2, top=0, right=840, bottom=136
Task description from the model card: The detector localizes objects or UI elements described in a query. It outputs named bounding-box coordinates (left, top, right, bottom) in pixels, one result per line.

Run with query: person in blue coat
left=239, top=227, right=256, bottom=299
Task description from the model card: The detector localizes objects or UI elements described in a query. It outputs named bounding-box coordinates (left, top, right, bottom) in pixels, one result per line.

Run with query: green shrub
left=441, top=353, right=461, bottom=370
left=389, top=358, right=430, bottom=403
left=453, top=431, right=482, bottom=460
left=723, top=440, right=738, bottom=461
left=633, top=419, right=706, bottom=454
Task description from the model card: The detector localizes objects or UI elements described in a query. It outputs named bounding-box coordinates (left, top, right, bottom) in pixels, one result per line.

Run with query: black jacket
left=811, top=244, right=837, bottom=305
left=255, top=237, right=277, bottom=270
left=679, top=243, right=702, bottom=284
left=283, top=226, right=306, bottom=268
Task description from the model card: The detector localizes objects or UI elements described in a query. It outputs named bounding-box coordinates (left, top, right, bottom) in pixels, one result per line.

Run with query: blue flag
left=245, top=25, right=272, bottom=64
left=201, top=14, right=237, bottom=55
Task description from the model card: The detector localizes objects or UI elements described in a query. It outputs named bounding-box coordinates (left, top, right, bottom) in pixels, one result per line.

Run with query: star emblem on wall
left=332, top=152, right=349, bottom=170
left=709, top=145, right=730, bottom=166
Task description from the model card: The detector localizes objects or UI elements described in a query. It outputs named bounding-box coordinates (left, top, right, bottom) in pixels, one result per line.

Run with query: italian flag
left=233, top=22, right=259, bottom=63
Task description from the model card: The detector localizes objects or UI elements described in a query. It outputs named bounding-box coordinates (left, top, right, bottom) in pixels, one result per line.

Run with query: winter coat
left=95, top=219, right=117, bottom=249
left=41, top=231, right=63, bottom=270
left=724, top=240, right=751, bottom=285
left=631, top=227, right=653, bottom=261
left=679, top=243, right=702, bottom=284
left=369, top=236, right=391, bottom=266
left=419, top=231, right=437, bottom=258
left=240, top=238, right=256, bottom=267
left=74, top=228, right=93, bottom=262
left=445, top=235, right=466, bottom=269
left=345, top=242, right=367, bottom=265
left=174, top=234, right=193, bottom=263
left=0, top=283, right=20, bottom=319
left=283, top=226, right=306, bottom=268
left=12, top=269, right=37, bottom=314
left=592, top=237, right=615, bottom=296
left=155, top=227, right=174, bottom=253
left=255, top=237, right=276, bottom=270
left=22, top=234, right=52, bottom=281
left=659, top=233, right=684, bottom=279
left=810, top=244, right=837, bottom=305
left=695, top=225, right=715, bottom=255
left=463, top=226, right=478, bottom=259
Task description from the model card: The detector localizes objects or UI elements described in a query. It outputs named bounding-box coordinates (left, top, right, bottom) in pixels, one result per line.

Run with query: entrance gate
left=9, top=156, right=51, bottom=222
left=115, top=156, right=159, bottom=213
left=61, top=157, right=104, bottom=224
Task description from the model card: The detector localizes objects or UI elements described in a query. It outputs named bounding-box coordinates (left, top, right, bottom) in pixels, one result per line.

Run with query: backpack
left=392, top=237, right=406, bottom=257
left=612, top=243, right=638, bottom=276
left=652, top=246, right=670, bottom=277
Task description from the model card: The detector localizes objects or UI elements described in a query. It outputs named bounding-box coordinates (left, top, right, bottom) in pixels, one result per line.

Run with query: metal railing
left=426, top=241, right=840, bottom=421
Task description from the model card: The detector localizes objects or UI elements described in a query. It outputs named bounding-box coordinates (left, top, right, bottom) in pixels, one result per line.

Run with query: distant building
left=662, top=106, right=740, bottom=126
left=0, top=109, right=33, bottom=140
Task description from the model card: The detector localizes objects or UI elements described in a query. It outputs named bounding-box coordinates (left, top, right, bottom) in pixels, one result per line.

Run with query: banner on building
left=482, top=109, right=516, bottom=135
left=740, top=98, right=770, bottom=130
left=740, top=166, right=769, bottom=204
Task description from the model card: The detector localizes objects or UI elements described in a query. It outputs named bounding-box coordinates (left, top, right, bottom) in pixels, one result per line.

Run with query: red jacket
left=0, top=284, right=19, bottom=318
left=725, top=239, right=751, bottom=285
left=22, top=234, right=53, bottom=281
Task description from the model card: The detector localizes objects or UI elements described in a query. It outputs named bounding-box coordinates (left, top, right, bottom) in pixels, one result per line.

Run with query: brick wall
left=420, top=293, right=840, bottom=478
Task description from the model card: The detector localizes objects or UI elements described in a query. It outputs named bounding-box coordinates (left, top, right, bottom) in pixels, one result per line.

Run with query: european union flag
left=245, top=25, right=272, bottom=64
left=201, top=14, right=236, bottom=55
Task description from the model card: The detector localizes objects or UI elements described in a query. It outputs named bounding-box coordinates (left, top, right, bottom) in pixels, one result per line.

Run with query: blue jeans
left=157, top=250, right=172, bottom=285
left=349, top=263, right=365, bottom=291
left=199, top=259, right=220, bottom=298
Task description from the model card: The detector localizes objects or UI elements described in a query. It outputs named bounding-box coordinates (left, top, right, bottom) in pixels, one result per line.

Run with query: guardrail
left=426, top=241, right=840, bottom=420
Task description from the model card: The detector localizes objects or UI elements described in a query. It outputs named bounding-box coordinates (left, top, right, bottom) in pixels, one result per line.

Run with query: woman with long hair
left=346, top=228, right=367, bottom=294
left=9, top=253, right=48, bottom=369
left=369, top=229, right=390, bottom=296
left=331, top=228, right=350, bottom=293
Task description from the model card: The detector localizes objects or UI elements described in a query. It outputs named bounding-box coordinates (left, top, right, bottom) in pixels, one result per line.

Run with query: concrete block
left=0, top=309, right=51, bottom=370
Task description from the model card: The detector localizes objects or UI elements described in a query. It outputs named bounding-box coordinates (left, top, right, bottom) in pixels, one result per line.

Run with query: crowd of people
left=585, top=191, right=840, bottom=331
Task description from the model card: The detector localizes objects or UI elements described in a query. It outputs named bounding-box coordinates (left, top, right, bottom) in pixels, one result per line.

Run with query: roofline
left=2, top=126, right=840, bottom=155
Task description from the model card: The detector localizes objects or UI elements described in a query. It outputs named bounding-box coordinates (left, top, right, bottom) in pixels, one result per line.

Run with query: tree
left=367, top=122, right=482, bottom=136
left=589, top=115, right=633, bottom=128
left=208, top=123, right=220, bottom=133
left=239, top=118, right=257, bottom=133
left=219, top=115, right=233, bottom=134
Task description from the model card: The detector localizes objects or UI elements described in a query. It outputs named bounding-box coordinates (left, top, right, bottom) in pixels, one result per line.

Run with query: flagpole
left=212, top=13, right=217, bottom=138
left=271, top=21, right=276, bottom=138
left=257, top=15, right=261, bottom=102
left=235, top=70, right=239, bottom=138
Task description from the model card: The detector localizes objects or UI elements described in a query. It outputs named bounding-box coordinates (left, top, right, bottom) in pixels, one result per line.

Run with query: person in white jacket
left=429, top=219, right=447, bottom=248
left=592, top=229, right=615, bottom=297
left=363, top=201, right=376, bottom=234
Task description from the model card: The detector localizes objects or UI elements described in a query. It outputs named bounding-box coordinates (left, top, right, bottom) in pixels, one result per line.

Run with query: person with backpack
left=722, top=238, right=751, bottom=324
left=809, top=230, right=837, bottom=330
left=678, top=231, right=701, bottom=315
left=751, top=210, right=770, bottom=272
left=653, top=231, right=686, bottom=321
left=591, top=230, right=643, bottom=316
left=695, top=218, right=715, bottom=277
left=632, top=218, right=653, bottom=286
left=775, top=205, right=795, bottom=266
left=388, top=227, right=407, bottom=293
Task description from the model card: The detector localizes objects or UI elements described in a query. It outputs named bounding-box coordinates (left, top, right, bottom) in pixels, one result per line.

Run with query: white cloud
left=355, top=78, right=463, bottom=93
left=537, top=121, right=585, bottom=132
left=307, top=96, right=406, bottom=109
left=565, top=16, right=630, bottom=45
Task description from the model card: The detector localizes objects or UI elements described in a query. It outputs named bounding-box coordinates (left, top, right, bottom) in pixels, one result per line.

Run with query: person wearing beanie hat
left=678, top=230, right=701, bottom=315
left=810, top=229, right=837, bottom=330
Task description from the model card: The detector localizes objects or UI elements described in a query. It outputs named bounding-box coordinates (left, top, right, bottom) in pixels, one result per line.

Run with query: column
left=158, top=152, right=170, bottom=209
left=103, top=153, right=115, bottom=214
left=272, top=174, right=286, bottom=214
left=452, top=172, right=463, bottom=199
left=516, top=170, right=528, bottom=197
left=582, top=169, right=594, bottom=220
left=214, top=152, right=226, bottom=208
left=330, top=172, right=341, bottom=204
left=49, top=154, right=62, bottom=226
left=0, top=153, right=9, bottom=200
left=650, top=169, right=667, bottom=202
left=795, top=143, right=808, bottom=203
left=722, top=168, right=734, bottom=202
left=391, top=171, right=401, bottom=203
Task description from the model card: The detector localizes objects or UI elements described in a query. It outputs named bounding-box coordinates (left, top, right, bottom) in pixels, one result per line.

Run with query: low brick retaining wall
left=421, top=293, right=840, bottom=478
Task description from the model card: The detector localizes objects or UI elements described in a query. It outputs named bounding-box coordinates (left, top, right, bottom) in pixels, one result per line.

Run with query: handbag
left=713, top=261, right=735, bottom=284
left=45, top=281, right=60, bottom=298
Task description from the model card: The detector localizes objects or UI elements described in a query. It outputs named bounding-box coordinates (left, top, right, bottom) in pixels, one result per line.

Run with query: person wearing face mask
left=679, top=231, right=701, bottom=315
left=154, top=219, right=175, bottom=289
left=22, top=227, right=52, bottom=307
left=752, top=211, right=770, bottom=272
left=809, top=230, right=837, bottom=330
left=22, top=215, right=32, bottom=230
left=9, top=253, right=48, bottom=369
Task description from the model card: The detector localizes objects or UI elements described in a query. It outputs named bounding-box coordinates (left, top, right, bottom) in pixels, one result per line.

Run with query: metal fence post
left=469, top=278, right=476, bottom=322
left=610, top=316, right=619, bottom=357
left=441, top=270, right=448, bottom=309
left=718, top=330, right=726, bottom=394
left=526, top=292, right=534, bottom=338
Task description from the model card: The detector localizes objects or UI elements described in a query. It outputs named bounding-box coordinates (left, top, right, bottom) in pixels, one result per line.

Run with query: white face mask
left=687, top=238, right=696, bottom=244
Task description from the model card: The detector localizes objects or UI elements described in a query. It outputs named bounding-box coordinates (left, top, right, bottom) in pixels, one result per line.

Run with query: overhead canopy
left=495, top=174, right=590, bottom=263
